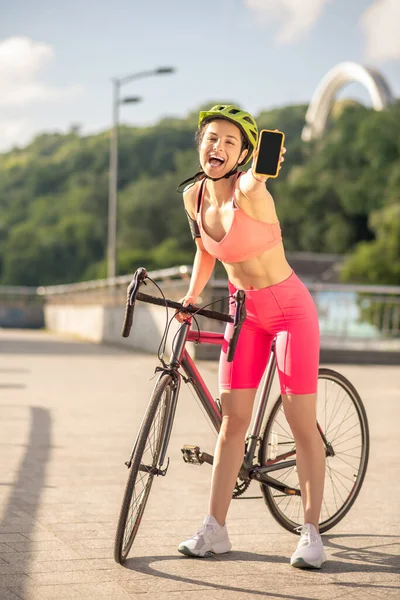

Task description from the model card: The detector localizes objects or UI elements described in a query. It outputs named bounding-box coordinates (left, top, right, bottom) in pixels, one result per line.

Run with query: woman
left=176, top=105, right=326, bottom=569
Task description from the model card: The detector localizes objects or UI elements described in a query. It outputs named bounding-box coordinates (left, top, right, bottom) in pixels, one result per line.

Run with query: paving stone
left=20, top=532, right=60, bottom=542
left=0, top=549, right=83, bottom=564
left=69, top=582, right=137, bottom=599
left=0, top=589, right=23, bottom=600
left=16, top=559, right=93, bottom=575
left=0, top=536, right=26, bottom=545
left=0, top=574, right=31, bottom=588
left=0, top=565, right=25, bottom=577
left=27, top=568, right=115, bottom=585
left=8, top=585, right=82, bottom=599
left=0, top=331, right=398, bottom=600
left=0, top=527, right=41, bottom=536
left=6, top=541, right=69, bottom=553
left=0, top=548, right=15, bottom=556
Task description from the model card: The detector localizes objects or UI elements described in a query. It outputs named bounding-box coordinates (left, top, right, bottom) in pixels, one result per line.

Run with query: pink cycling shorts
left=219, top=271, right=320, bottom=395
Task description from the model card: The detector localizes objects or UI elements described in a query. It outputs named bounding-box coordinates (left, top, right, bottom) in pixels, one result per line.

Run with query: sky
left=1, top=0, right=399, bottom=151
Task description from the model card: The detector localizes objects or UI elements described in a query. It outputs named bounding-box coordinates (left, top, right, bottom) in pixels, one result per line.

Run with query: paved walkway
left=0, top=329, right=398, bottom=600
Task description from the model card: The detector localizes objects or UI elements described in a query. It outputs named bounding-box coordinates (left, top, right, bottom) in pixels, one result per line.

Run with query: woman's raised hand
left=278, top=134, right=287, bottom=174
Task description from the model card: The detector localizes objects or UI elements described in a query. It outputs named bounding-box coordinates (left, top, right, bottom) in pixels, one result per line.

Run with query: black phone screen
left=254, top=131, right=283, bottom=177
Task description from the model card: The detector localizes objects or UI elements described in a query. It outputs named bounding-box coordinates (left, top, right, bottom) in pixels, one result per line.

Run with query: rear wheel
left=114, top=375, right=173, bottom=563
left=259, top=368, right=369, bottom=534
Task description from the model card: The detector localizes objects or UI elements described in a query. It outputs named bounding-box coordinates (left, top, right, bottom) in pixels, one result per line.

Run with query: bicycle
left=114, top=267, right=370, bottom=564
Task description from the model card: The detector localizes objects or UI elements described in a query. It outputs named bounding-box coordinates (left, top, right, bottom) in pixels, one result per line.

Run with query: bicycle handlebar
left=122, top=267, right=246, bottom=362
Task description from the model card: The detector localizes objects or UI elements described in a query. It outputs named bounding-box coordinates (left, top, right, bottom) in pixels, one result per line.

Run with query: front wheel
left=259, top=368, right=369, bottom=534
left=114, top=375, right=173, bottom=564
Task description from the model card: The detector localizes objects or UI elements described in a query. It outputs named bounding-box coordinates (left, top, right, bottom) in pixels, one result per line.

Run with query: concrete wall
left=0, top=305, right=44, bottom=329
left=44, top=303, right=195, bottom=356
left=44, top=279, right=222, bottom=359
left=44, top=301, right=400, bottom=365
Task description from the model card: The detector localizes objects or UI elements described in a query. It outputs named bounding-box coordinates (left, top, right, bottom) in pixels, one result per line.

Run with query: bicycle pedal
left=181, top=445, right=203, bottom=465
left=181, top=445, right=214, bottom=466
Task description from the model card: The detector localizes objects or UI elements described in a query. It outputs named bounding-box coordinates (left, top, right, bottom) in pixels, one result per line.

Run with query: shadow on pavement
left=123, top=534, right=399, bottom=598
left=0, top=383, right=26, bottom=389
left=324, top=533, right=400, bottom=572
left=0, top=369, right=31, bottom=373
left=124, top=552, right=328, bottom=599
left=1, top=406, right=52, bottom=596
left=0, top=337, right=128, bottom=356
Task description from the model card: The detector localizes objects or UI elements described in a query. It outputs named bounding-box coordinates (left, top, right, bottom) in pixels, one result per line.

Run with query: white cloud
left=0, top=36, right=82, bottom=107
left=244, top=0, right=331, bottom=43
left=0, top=118, right=36, bottom=151
left=361, top=0, right=400, bottom=62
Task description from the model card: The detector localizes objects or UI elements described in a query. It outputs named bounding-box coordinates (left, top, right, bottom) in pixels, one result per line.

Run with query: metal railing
left=309, top=281, right=400, bottom=339
left=2, top=266, right=400, bottom=341
left=211, top=278, right=400, bottom=341
left=37, top=266, right=192, bottom=305
left=0, top=286, right=44, bottom=306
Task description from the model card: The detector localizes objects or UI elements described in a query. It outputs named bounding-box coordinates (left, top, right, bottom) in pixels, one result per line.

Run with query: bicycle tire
left=114, top=374, right=173, bottom=563
left=259, top=368, right=369, bottom=534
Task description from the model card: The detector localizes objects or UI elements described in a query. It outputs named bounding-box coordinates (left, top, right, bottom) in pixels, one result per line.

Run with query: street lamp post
left=107, top=67, right=175, bottom=279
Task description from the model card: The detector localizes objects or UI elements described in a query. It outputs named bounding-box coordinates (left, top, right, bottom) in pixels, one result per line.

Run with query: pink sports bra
left=196, top=173, right=282, bottom=263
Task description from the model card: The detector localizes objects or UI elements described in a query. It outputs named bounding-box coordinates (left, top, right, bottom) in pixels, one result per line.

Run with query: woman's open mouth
left=207, top=155, right=225, bottom=169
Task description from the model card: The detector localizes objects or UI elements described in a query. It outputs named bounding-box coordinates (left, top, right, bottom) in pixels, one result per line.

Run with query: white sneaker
left=178, top=515, right=232, bottom=558
left=290, top=523, right=327, bottom=569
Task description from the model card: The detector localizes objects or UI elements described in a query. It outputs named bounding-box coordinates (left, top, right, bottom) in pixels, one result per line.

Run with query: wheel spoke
left=337, top=452, right=361, bottom=460
left=327, top=405, right=359, bottom=439
left=276, top=467, right=297, bottom=484
left=325, top=411, right=359, bottom=440
left=324, top=385, right=346, bottom=434
left=322, top=496, right=330, bottom=522
left=326, top=466, right=347, bottom=507
left=335, top=444, right=362, bottom=454
left=333, top=453, right=360, bottom=470
left=333, top=433, right=363, bottom=448
left=326, top=463, right=340, bottom=512
left=270, top=419, right=294, bottom=440
left=330, top=422, right=361, bottom=445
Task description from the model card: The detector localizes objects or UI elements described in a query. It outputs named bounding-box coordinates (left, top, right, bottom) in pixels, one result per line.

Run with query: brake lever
left=122, top=267, right=148, bottom=338
left=128, top=267, right=147, bottom=305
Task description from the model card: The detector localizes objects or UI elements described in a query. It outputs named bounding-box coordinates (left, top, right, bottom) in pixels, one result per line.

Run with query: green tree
left=340, top=203, right=400, bottom=285
left=0, top=100, right=399, bottom=286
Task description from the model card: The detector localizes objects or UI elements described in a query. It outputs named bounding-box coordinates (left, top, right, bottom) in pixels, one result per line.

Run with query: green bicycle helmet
left=198, top=104, right=258, bottom=166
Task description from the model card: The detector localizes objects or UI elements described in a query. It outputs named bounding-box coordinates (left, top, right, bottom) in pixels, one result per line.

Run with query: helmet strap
left=205, top=167, right=238, bottom=182
left=176, top=170, right=205, bottom=193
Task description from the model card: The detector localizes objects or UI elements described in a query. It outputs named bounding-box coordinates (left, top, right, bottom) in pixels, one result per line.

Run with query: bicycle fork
left=124, top=322, right=193, bottom=475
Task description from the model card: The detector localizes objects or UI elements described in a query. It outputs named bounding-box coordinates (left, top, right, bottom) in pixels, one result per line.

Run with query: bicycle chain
left=232, top=477, right=251, bottom=498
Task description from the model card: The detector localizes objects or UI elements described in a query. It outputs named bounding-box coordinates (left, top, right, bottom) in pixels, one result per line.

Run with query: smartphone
left=253, top=129, right=285, bottom=178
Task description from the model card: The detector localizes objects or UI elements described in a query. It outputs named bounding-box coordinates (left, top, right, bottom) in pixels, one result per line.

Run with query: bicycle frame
left=152, top=320, right=301, bottom=496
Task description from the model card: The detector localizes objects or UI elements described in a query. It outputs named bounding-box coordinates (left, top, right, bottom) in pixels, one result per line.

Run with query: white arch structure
left=302, top=62, right=394, bottom=141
